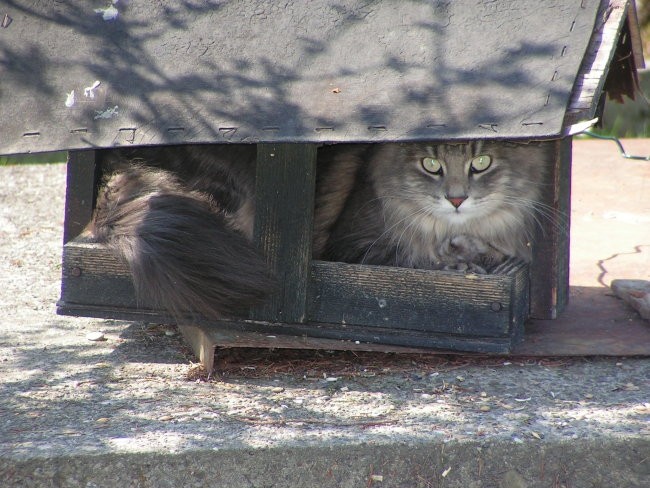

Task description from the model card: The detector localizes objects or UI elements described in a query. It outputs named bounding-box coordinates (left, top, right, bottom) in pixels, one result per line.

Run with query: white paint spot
left=95, top=4, right=119, bottom=21
left=86, top=331, right=106, bottom=341
left=65, top=90, right=75, bottom=108
left=94, top=105, right=119, bottom=120
left=84, top=80, right=101, bottom=99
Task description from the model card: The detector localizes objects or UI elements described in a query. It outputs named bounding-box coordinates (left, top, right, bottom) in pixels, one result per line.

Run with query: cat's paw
left=438, top=235, right=487, bottom=263
left=442, top=261, right=488, bottom=274
left=438, top=235, right=507, bottom=273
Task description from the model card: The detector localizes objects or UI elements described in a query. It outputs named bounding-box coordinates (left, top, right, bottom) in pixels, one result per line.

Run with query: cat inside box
left=86, top=142, right=546, bottom=321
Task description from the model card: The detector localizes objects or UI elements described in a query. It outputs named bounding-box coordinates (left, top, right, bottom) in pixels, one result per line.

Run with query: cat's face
left=369, top=141, right=546, bottom=231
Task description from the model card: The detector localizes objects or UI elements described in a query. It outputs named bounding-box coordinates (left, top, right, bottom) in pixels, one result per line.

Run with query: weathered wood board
left=250, top=144, right=317, bottom=324
left=529, top=138, right=572, bottom=319
left=59, top=240, right=529, bottom=353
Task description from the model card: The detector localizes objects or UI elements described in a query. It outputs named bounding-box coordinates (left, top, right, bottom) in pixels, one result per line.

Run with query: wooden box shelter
left=1, top=1, right=644, bottom=367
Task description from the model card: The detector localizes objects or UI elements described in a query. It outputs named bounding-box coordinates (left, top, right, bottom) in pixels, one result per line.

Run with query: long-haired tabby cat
left=88, top=142, right=545, bottom=321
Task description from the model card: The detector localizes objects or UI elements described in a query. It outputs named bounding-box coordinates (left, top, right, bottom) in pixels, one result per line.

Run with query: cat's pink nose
left=447, top=196, right=467, bottom=208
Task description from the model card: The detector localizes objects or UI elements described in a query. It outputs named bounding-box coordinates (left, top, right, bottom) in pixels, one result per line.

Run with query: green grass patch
left=596, top=70, right=650, bottom=138
left=0, top=151, right=67, bottom=166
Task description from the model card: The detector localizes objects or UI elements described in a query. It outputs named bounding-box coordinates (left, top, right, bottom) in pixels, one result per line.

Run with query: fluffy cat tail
left=89, top=166, right=276, bottom=321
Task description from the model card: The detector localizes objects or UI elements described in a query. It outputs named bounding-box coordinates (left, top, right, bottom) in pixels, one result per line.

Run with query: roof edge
left=564, top=0, right=644, bottom=130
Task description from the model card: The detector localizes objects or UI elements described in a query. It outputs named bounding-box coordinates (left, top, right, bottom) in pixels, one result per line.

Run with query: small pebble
left=271, top=387, right=285, bottom=393
left=479, top=405, right=491, bottom=412
left=86, top=332, right=106, bottom=342
left=158, top=415, right=173, bottom=422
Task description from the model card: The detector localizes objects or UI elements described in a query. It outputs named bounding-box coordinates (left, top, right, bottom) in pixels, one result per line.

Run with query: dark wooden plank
left=177, top=323, right=440, bottom=355
left=57, top=299, right=517, bottom=354
left=250, top=143, right=317, bottom=323
left=626, top=0, right=647, bottom=71
left=175, top=323, right=452, bottom=373
left=63, top=150, right=99, bottom=243
left=307, top=261, right=523, bottom=338
left=61, top=241, right=139, bottom=310
left=235, top=320, right=517, bottom=353
left=56, top=301, right=173, bottom=325
left=509, top=262, right=530, bottom=345
left=59, top=241, right=524, bottom=352
left=530, top=138, right=571, bottom=319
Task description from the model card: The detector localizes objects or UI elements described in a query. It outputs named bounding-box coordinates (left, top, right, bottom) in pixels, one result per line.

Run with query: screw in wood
left=490, top=302, right=503, bottom=312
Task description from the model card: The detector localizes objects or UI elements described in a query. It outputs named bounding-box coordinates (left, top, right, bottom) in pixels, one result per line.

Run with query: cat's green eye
left=470, top=155, right=492, bottom=173
left=421, top=157, right=443, bottom=175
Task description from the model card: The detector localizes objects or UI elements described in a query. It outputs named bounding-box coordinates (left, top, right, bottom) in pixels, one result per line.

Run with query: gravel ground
left=1, top=161, right=649, bottom=487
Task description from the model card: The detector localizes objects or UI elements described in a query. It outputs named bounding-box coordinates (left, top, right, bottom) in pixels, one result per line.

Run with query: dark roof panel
left=0, top=0, right=639, bottom=154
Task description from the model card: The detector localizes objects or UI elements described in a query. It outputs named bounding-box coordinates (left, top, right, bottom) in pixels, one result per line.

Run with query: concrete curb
left=3, top=438, right=648, bottom=487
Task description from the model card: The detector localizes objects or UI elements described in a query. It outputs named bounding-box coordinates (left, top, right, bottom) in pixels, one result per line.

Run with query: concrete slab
left=1, top=140, right=649, bottom=487
left=518, top=137, right=650, bottom=355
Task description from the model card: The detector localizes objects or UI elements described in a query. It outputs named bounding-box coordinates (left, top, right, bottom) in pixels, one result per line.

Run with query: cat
left=90, top=145, right=269, bottom=320
left=314, top=141, right=546, bottom=271
left=87, top=141, right=546, bottom=321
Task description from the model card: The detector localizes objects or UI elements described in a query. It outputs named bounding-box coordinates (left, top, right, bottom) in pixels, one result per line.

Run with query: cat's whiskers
left=498, top=195, right=565, bottom=237
left=393, top=207, right=437, bottom=267
left=360, top=204, right=433, bottom=265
